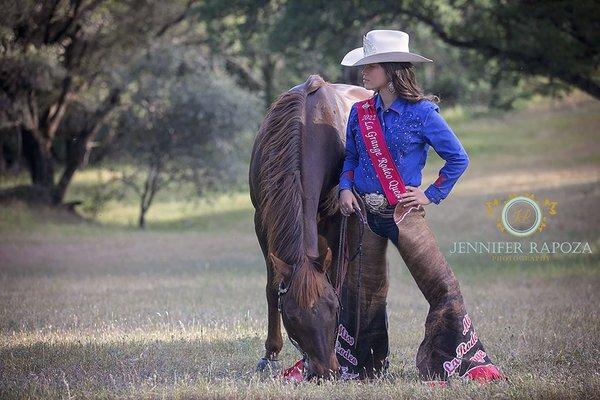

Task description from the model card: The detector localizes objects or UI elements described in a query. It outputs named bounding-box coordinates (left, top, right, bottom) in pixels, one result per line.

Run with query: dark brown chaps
left=336, top=194, right=501, bottom=381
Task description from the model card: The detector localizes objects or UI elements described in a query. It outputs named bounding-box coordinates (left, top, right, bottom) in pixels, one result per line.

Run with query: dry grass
left=1, top=94, right=599, bottom=399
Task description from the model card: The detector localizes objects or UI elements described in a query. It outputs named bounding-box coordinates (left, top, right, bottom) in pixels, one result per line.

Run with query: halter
left=276, top=259, right=309, bottom=369
left=276, top=206, right=366, bottom=378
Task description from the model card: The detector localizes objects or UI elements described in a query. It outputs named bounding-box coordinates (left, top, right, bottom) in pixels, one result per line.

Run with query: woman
left=337, top=30, right=505, bottom=384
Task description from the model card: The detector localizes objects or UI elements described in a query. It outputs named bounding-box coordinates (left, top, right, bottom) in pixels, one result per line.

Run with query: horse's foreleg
left=257, top=264, right=284, bottom=373
left=254, top=212, right=283, bottom=374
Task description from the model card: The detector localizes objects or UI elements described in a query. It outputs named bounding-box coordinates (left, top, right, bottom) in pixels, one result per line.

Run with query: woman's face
left=361, top=63, right=388, bottom=91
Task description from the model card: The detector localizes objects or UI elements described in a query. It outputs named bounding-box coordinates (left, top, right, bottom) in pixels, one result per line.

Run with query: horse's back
left=305, top=82, right=372, bottom=134
left=249, top=76, right=371, bottom=210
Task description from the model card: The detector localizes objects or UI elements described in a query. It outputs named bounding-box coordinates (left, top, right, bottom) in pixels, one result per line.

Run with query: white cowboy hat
left=341, top=30, right=433, bottom=66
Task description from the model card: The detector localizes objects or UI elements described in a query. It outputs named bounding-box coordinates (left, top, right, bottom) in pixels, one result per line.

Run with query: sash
left=356, top=97, right=406, bottom=205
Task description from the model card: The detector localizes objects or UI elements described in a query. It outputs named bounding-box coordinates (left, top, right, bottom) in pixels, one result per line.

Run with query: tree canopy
left=1, top=0, right=597, bottom=218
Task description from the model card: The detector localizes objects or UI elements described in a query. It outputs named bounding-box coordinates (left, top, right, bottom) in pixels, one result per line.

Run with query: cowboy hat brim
left=341, top=47, right=433, bottom=66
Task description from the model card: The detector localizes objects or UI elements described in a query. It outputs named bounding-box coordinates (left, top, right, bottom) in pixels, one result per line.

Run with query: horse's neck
left=298, top=84, right=371, bottom=260
left=331, top=83, right=373, bottom=121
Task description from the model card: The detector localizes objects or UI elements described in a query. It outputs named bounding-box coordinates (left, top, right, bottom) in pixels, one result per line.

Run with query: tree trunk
left=53, top=135, right=88, bottom=204
left=20, top=128, right=55, bottom=191
left=139, top=205, right=147, bottom=229
left=138, top=161, right=161, bottom=229
left=0, top=138, right=6, bottom=174
left=53, top=87, right=122, bottom=204
left=262, top=54, right=275, bottom=110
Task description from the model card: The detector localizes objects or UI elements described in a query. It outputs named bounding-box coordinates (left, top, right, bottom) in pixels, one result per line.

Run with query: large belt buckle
left=363, top=193, right=388, bottom=212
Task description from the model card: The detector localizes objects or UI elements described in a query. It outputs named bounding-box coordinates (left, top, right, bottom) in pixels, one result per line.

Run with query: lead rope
left=335, top=204, right=366, bottom=353
left=351, top=205, right=365, bottom=351
left=335, top=214, right=347, bottom=297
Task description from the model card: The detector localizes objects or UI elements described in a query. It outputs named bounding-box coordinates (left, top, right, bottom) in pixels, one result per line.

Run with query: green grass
left=1, top=93, right=599, bottom=399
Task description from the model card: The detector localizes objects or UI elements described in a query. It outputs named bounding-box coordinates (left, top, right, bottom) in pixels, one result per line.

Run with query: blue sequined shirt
left=339, top=93, right=469, bottom=204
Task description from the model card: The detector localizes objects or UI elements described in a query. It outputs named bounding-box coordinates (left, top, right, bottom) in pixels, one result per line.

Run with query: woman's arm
left=421, top=106, right=470, bottom=204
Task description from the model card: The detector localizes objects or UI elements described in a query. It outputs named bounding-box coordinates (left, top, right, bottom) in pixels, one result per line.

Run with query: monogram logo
left=485, top=194, right=558, bottom=237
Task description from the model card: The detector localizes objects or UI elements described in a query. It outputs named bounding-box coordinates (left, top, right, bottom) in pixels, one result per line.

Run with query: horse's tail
left=256, top=75, right=326, bottom=267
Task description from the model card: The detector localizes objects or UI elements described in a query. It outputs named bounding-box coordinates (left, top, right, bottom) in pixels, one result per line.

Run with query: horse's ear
left=270, top=252, right=292, bottom=280
left=320, top=247, right=333, bottom=272
left=317, top=235, right=328, bottom=256
left=315, top=235, right=333, bottom=272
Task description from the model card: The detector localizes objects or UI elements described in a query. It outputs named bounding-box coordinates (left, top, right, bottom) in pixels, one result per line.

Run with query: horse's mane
left=257, top=74, right=328, bottom=308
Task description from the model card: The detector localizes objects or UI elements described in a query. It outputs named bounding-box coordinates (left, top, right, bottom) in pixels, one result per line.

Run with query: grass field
left=1, top=93, right=599, bottom=399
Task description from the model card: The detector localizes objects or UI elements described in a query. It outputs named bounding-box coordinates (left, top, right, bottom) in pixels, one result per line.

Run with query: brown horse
left=250, top=75, right=506, bottom=384
left=249, top=75, right=373, bottom=379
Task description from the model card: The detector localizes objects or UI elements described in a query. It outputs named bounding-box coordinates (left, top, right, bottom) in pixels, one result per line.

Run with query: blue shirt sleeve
left=421, top=105, right=469, bottom=204
left=338, top=104, right=359, bottom=196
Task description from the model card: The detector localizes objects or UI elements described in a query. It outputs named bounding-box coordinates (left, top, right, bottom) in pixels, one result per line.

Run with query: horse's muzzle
left=304, top=354, right=341, bottom=381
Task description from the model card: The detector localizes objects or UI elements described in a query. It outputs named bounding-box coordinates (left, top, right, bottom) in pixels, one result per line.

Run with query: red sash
left=356, top=97, right=406, bottom=205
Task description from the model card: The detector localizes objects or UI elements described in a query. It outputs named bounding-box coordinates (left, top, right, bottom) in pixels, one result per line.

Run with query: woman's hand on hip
left=398, top=186, right=431, bottom=207
left=339, top=189, right=361, bottom=216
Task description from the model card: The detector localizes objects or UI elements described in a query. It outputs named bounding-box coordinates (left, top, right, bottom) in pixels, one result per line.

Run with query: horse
left=249, top=75, right=383, bottom=379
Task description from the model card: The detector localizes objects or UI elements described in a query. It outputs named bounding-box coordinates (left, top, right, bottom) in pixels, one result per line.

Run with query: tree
left=113, top=45, right=261, bottom=228
left=267, top=0, right=600, bottom=99
left=0, top=0, right=199, bottom=204
left=188, top=0, right=285, bottom=108
left=400, top=1, right=600, bottom=98
left=182, top=0, right=599, bottom=111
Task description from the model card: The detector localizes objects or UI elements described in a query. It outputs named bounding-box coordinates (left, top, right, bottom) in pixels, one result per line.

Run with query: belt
left=358, top=192, right=396, bottom=217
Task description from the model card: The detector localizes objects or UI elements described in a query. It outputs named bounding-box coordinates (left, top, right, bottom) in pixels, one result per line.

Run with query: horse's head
left=270, top=237, right=340, bottom=380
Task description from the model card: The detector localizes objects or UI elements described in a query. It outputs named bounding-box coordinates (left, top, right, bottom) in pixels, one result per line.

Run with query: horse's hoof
left=256, top=357, right=282, bottom=375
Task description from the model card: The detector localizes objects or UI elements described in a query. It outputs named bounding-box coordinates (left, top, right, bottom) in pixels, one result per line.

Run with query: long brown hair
left=379, top=62, right=439, bottom=103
